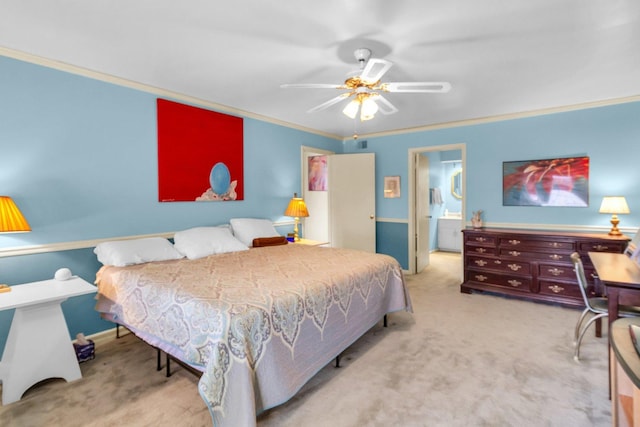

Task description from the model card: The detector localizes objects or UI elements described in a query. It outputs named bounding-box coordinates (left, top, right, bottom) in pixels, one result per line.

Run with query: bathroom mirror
left=451, top=169, right=463, bottom=199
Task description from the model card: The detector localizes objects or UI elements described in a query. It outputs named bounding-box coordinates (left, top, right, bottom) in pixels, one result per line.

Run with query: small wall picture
left=384, top=176, right=401, bottom=198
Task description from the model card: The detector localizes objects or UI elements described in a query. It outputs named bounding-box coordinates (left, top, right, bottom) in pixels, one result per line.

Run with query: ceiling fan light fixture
left=360, top=97, right=378, bottom=121
left=282, top=47, right=451, bottom=122
left=342, top=99, right=360, bottom=119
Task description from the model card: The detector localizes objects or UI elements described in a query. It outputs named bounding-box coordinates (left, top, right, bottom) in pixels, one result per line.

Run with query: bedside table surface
left=0, top=277, right=96, bottom=311
left=295, top=238, right=329, bottom=246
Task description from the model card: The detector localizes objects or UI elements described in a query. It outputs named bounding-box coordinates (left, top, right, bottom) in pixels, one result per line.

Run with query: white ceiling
left=2, top=1, right=640, bottom=139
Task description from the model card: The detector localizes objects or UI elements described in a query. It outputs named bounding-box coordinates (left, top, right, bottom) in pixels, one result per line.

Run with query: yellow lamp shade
left=284, top=194, right=309, bottom=218
left=0, top=196, right=31, bottom=233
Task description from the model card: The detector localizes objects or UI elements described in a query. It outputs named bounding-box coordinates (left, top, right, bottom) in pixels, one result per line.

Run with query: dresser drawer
left=500, top=238, right=574, bottom=251
left=499, top=248, right=572, bottom=263
left=579, top=241, right=627, bottom=254
left=538, top=263, right=575, bottom=281
left=538, top=280, right=582, bottom=299
left=464, top=234, right=496, bottom=246
left=467, top=255, right=531, bottom=274
left=466, top=269, right=532, bottom=292
left=466, top=245, right=496, bottom=256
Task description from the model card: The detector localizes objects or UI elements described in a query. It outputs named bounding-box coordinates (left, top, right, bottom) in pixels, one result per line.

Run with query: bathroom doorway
left=408, top=143, right=466, bottom=274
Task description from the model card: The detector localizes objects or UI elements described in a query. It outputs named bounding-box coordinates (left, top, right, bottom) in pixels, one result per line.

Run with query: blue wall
left=347, top=105, right=640, bottom=228
left=3, top=54, right=640, bottom=355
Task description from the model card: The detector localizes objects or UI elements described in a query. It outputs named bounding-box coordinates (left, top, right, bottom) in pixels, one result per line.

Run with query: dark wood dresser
left=460, top=228, right=629, bottom=307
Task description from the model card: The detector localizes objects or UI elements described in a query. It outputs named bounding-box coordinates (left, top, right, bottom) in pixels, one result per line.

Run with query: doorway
left=301, top=147, right=376, bottom=252
left=408, top=143, right=466, bottom=274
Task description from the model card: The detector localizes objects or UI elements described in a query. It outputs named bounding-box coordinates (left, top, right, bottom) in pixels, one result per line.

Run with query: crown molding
left=0, top=46, right=342, bottom=141
left=3, top=46, right=638, bottom=143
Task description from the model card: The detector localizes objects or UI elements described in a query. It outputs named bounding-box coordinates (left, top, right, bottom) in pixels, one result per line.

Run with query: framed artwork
left=157, top=99, right=244, bottom=202
left=384, top=176, right=401, bottom=198
left=308, top=155, right=327, bottom=191
left=503, top=156, right=589, bottom=207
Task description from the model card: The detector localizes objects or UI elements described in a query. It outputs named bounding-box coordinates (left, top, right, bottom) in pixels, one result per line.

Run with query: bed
left=93, top=225, right=411, bottom=427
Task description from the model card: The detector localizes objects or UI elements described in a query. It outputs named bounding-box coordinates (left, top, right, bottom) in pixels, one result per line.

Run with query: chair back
left=570, top=252, right=593, bottom=309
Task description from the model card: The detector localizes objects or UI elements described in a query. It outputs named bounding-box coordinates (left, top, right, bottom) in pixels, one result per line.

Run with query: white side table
left=0, top=276, right=97, bottom=405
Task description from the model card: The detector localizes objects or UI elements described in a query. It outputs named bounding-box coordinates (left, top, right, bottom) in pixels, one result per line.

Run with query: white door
left=416, top=153, right=430, bottom=272
left=329, top=153, right=376, bottom=252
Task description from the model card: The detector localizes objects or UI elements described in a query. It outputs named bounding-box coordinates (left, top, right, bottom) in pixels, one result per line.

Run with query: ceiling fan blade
left=373, top=94, right=398, bottom=115
left=381, top=82, right=452, bottom=93
left=307, top=93, right=351, bottom=113
left=359, top=58, right=393, bottom=84
left=280, top=83, right=344, bottom=89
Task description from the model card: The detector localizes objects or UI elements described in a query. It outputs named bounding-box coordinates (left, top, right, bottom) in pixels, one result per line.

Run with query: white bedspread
left=95, top=244, right=411, bottom=426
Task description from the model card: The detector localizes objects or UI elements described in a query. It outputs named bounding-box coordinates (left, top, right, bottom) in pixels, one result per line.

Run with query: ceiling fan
left=281, top=48, right=451, bottom=122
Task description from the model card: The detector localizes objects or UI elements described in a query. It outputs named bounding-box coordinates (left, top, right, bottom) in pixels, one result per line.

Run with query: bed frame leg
left=116, top=324, right=120, bottom=338
left=166, top=353, right=172, bottom=377
left=335, top=354, right=341, bottom=368
left=157, top=349, right=162, bottom=371
left=384, top=314, right=388, bottom=327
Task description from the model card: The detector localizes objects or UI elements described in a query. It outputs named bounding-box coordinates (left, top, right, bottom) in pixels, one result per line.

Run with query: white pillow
left=173, top=226, right=249, bottom=260
left=229, top=218, right=280, bottom=247
left=94, top=237, right=183, bottom=267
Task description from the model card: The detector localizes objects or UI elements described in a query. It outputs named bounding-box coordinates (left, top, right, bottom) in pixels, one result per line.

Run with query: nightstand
left=295, top=238, right=329, bottom=246
left=0, top=276, right=97, bottom=404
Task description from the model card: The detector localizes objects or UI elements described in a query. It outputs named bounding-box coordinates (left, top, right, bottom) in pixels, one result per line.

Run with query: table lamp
left=0, top=196, right=31, bottom=233
left=599, top=196, right=630, bottom=236
left=284, top=193, right=309, bottom=242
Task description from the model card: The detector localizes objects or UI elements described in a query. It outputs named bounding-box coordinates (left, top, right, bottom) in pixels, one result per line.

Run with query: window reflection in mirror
left=451, top=169, right=463, bottom=199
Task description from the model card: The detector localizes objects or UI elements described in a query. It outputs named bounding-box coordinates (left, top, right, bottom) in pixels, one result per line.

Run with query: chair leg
left=574, top=313, right=608, bottom=361
left=574, top=308, right=591, bottom=344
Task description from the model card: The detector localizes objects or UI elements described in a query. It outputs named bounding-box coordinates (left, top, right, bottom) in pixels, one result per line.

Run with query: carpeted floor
left=0, top=252, right=611, bottom=426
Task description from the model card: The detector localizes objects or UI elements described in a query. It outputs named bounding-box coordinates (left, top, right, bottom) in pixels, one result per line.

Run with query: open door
left=329, top=153, right=376, bottom=252
left=416, top=153, right=430, bottom=272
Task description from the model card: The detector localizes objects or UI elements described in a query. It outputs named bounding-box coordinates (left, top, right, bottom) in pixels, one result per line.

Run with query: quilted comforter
left=95, top=244, right=411, bottom=426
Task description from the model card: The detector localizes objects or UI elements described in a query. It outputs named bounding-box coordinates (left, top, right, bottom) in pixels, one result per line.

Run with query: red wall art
left=503, top=156, right=589, bottom=207
left=157, top=99, right=243, bottom=202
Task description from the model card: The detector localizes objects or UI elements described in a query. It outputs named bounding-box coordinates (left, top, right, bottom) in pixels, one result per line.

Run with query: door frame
left=301, top=146, right=335, bottom=243
left=407, top=143, right=467, bottom=274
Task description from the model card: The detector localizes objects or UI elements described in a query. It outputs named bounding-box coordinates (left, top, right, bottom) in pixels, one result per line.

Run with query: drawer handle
left=475, top=248, right=486, bottom=254
left=548, top=267, right=564, bottom=276
left=474, top=259, right=487, bottom=267
left=508, top=251, right=521, bottom=257
left=475, top=237, right=487, bottom=242
left=550, top=242, right=560, bottom=248
left=592, top=244, right=609, bottom=251
left=508, top=264, right=522, bottom=271
left=508, top=239, right=521, bottom=245
left=475, top=274, right=488, bottom=282
left=508, top=279, right=522, bottom=287
left=494, top=260, right=502, bottom=265
left=548, top=285, right=564, bottom=294
left=549, top=254, right=563, bottom=261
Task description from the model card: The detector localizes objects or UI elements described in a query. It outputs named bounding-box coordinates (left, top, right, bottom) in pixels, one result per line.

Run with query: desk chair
left=571, top=252, right=640, bottom=361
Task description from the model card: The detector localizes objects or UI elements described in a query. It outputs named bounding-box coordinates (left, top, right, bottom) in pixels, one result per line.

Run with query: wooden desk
left=589, top=252, right=640, bottom=329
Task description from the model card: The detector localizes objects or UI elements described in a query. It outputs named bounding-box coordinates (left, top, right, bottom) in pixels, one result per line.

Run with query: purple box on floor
left=73, top=340, right=95, bottom=362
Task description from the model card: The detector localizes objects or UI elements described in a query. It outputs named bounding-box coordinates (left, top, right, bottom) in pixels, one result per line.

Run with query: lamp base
left=293, top=217, right=300, bottom=242
left=609, top=216, right=622, bottom=236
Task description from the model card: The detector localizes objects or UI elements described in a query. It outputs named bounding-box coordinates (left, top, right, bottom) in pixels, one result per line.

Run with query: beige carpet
left=0, top=252, right=610, bottom=426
